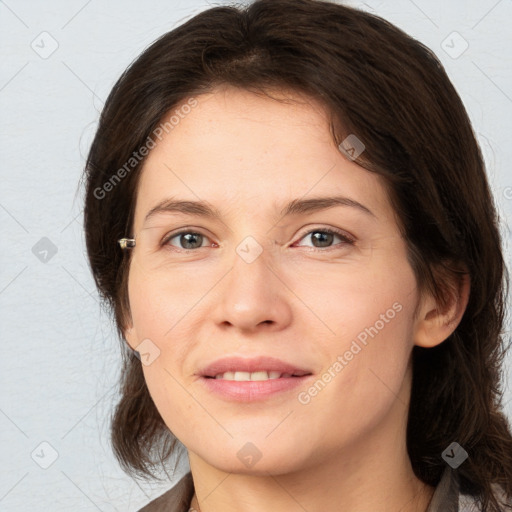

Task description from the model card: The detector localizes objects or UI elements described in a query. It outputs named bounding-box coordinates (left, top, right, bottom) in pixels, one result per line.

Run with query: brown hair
left=82, top=0, right=512, bottom=509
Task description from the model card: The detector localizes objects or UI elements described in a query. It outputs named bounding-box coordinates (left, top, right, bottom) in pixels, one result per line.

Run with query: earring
left=118, top=238, right=136, bottom=249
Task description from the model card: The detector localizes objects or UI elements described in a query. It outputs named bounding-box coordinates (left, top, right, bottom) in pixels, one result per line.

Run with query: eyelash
left=160, top=227, right=355, bottom=252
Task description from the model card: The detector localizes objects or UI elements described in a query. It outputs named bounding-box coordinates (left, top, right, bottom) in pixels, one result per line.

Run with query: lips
left=198, top=356, right=312, bottom=379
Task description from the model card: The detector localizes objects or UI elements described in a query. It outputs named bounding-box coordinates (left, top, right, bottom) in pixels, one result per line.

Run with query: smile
left=210, top=371, right=302, bottom=381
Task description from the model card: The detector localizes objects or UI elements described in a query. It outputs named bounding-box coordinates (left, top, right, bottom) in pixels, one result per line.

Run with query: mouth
left=199, top=355, right=312, bottom=379
left=197, top=356, right=314, bottom=401
left=205, top=370, right=310, bottom=381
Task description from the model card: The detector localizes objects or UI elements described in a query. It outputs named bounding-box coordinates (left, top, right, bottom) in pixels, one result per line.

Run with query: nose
left=211, top=240, right=293, bottom=333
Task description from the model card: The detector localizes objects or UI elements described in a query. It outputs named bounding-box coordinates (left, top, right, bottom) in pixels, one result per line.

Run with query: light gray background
left=1, top=0, right=511, bottom=510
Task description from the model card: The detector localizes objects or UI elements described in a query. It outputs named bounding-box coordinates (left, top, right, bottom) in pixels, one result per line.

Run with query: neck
left=189, top=477, right=434, bottom=512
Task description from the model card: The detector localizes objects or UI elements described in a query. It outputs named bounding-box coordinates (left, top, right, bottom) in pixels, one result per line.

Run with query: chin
left=194, top=442, right=310, bottom=476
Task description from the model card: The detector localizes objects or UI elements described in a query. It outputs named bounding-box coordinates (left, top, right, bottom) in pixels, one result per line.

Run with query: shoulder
left=427, top=467, right=511, bottom=512
left=458, top=484, right=511, bottom=512
left=460, top=481, right=512, bottom=511
left=458, top=493, right=485, bottom=512
left=138, top=472, right=195, bottom=512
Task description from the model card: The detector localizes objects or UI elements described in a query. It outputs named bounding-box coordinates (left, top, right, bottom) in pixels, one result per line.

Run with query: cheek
left=291, top=252, right=418, bottom=346
left=126, top=265, right=205, bottom=418
left=290, top=299, right=417, bottom=454
left=292, top=258, right=418, bottom=409
left=140, top=362, right=207, bottom=451
left=127, top=261, right=196, bottom=341
left=126, top=268, right=193, bottom=399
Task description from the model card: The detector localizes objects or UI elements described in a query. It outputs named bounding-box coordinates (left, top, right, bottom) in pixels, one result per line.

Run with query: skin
left=124, top=85, right=470, bottom=512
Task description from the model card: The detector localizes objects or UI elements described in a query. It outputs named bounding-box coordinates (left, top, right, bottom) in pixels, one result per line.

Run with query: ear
left=413, top=268, right=470, bottom=348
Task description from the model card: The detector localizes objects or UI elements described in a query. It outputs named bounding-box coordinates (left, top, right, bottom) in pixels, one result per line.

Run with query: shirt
left=138, top=467, right=508, bottom=511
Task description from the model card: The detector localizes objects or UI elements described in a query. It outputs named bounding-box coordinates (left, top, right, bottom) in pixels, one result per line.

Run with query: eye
left=162, top=230, right=213, bottom=250
left=160, top=227, right=354, bottom=252
left=294, top=227, right=355, bottom=250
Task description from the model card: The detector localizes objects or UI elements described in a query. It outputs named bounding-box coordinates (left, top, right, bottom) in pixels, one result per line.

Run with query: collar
left=426, top=467, right=460, bottom=512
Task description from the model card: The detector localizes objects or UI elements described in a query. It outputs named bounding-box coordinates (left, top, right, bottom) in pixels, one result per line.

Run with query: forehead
left=133, top=86, right=393, bottom=226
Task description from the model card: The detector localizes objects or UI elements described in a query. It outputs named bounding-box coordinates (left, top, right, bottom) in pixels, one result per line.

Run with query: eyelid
left=292, top=225, right=356, bottom=248
left=161, top=226, right=216, bottom=249
left=298, top=226, right=356, bottom=242
left=161, top=225, right=356, bottom=251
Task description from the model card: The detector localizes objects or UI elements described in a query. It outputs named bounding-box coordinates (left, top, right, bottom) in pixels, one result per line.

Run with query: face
left=124, top=86, right=422, bottom=475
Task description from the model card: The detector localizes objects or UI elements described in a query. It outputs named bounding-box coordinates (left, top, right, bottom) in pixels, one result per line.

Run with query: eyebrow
left=143, top=195, right=376, bottom=225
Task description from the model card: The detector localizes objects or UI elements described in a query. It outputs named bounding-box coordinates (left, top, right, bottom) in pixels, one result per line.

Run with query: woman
left=82, top=0, right=512, bottom=510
